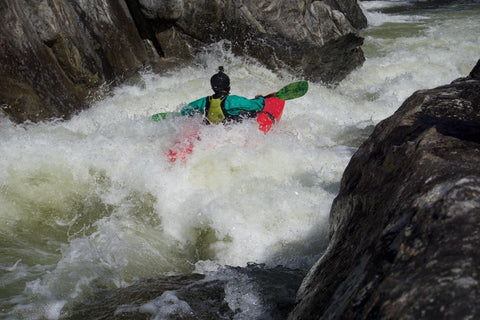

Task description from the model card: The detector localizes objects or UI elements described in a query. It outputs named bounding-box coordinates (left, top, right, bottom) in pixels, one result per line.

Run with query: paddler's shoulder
left=227, top=95, right=264, bottom=102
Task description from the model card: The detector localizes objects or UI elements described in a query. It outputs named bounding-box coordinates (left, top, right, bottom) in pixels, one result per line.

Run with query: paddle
left=151, top=80, right=308, bottom=122
left=152, top=112, right=181, bottom=121
left=266, top=80, right=309, bottom=100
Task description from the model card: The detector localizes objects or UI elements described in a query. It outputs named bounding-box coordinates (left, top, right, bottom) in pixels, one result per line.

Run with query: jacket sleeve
left=224, top=95, right=265, bottom=115
left=181, top=97, right=207, bottom=116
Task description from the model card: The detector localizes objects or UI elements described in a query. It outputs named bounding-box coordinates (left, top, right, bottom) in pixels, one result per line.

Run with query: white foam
left=139, top=291, right=193, bottom=319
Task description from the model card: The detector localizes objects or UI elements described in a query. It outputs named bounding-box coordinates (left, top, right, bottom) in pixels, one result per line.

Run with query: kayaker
left=180, top=66, right=265, bottom=124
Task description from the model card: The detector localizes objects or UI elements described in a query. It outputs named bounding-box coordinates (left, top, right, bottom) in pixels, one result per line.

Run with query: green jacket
left=181, top=95, right=265, bottom=120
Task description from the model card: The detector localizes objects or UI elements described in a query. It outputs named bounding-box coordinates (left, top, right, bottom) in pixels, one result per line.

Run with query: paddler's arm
left=224, top=95, right=265, bottom=116
left=180, top=97, right=207, bottom=116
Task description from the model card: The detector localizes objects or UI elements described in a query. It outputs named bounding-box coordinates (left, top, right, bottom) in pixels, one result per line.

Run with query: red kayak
left=257, top=94, right=285, bottom=134
left=167, top=95, right=285, bottom=162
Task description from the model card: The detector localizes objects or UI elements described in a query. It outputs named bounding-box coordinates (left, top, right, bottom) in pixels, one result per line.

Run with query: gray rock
left=171, top=0, right=366, bottom=83
left=138, top=0, right=183, bottom=20
left=65, top=265, right=305, bottom=320
left=289, top=59, right=480, bottom=319
left=0, top=0, right=158, bottom=122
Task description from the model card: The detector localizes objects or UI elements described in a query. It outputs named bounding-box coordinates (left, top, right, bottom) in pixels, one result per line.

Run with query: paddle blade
left=273, top=81, right=308, bottom=100
left=152, top=112, right=181, bottom=121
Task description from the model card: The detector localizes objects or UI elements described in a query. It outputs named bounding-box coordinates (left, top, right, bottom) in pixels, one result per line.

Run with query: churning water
left=1, top=2, right=479, bottom=319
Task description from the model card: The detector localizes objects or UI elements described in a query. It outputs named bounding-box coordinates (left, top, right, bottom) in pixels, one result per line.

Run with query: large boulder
left=289, top=59, right=480, bottom=319
left=0, top=0, right=160, bottom=122
left=0, top=0, right=367, bottom=123
left=145, top=0, right=367, bottom=82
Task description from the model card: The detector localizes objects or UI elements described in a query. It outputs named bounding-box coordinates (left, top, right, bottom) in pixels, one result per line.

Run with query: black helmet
left=210, top=66, right=230, bottom=93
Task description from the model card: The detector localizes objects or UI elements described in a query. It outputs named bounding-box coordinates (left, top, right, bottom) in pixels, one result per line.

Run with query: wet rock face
left=174, top=0, right=367, bottom=82
left=288, top=59, right=480, bottom=319
left=66, top=265, right=306, bottom=320
left=0, top=0, right=159, bottom=122
left=0, top=0, right=366, bottom=123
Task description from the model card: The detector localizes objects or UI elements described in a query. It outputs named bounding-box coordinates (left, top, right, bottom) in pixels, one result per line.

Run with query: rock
left=288, top=59, right=480, bottom=319
left=66, top=264, right=306, bottom=320
left=171, top=0, right=367, bottom=83
left=469, top=59, right=480, bottom=79
left=138, top=0, right=183, bottom=20
left=1, top=0, right=367, bottom=123
left=0, top=0, right=161, bottom=122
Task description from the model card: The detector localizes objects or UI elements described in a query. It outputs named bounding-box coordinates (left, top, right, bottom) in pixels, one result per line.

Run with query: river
left=1, top=1, right=479, bottom=319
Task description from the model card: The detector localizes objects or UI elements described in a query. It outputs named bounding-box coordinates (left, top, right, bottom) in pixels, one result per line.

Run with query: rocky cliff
left=0, top=0, right=367, bottom=123
left=289, top=59, right=480, bottom=319
left=0, top=0, right=158, bottom=122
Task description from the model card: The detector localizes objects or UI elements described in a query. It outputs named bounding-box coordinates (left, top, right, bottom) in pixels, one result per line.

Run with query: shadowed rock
left=0, top=0, right=162, bottom=122
left=66, top=265, right=306, bottom=320
left=289, top=58, right=480, bottom=319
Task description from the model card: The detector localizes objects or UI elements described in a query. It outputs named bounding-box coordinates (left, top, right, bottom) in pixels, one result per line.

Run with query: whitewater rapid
left=1, top=2, right=479, bottom=319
